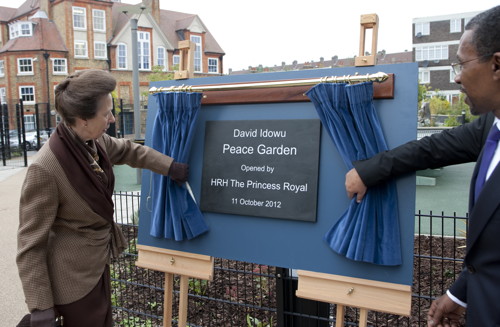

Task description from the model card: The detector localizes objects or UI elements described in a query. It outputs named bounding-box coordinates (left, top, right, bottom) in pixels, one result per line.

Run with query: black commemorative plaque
left=200, top=119, right=321, bottom=221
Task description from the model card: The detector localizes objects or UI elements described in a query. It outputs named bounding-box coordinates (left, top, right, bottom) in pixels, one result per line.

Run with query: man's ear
left=493, top=52, right=500, bottom=80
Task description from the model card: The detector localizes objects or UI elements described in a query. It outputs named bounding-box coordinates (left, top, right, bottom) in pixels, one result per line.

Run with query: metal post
left=19, top=100, right=27, bottom=166
left=0, top=104, right=6, bottom=165
left=131, top=18, right=140, bottom=140
left=35, top=103, right=41, bottom=150
left=43, top=52, right=51, bottom=131
left=120, top=99, right=125, bottom=138
left=2, top=103, right=11, bottom=160
left=131, top=17, right=142, bottom=184
left=108, top=99, right=116, bottom=137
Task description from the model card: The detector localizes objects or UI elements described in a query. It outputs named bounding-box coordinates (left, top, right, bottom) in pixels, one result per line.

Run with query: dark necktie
left=474, top=124, right=500, bottom=202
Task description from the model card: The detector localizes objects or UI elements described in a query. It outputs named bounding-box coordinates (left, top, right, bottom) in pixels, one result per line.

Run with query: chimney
left=144, top=0, right=160, bottom=24
left=39, top=0, right=50, bottom=19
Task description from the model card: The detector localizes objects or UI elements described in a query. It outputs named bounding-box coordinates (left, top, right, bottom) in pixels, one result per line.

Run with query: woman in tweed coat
left=16, top=69, right=188, bottom=326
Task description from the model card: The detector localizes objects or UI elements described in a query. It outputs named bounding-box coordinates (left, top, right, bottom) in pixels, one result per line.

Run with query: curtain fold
left=306, top=82, right=401, bottom=266
left=150, top=91, right=208, bottom=241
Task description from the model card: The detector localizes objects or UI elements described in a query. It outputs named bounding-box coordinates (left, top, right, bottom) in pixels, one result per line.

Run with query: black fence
left=111, top=191, right=467, bottom=327
left=0, top=98, right=141, bottom=168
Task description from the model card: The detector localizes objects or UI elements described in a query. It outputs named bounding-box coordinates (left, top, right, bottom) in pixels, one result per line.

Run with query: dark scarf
left=50, top=123, right=115, bottom=223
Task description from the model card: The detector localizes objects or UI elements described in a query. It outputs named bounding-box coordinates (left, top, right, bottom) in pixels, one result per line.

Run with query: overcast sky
left=6, top=0, right=499, bottom=73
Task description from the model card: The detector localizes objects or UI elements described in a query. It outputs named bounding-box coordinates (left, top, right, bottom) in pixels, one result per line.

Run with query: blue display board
left=138, top=63, right=418, bottom=286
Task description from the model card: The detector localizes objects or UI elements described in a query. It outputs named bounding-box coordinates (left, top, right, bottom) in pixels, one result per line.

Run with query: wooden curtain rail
left=148, top=72, right=389, bottom=94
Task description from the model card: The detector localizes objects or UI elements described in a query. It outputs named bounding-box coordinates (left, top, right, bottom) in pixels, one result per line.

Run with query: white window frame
left=74, top=40, right=88, bottom=58
left=17, top=58, right=34, bottom=75
left=20, top=22, right=32, bottom=36
left=450, top=68, right=457, bottom=83
left=92, top=9, right=105, bottom=32
left=9, top=22, right=33, bottom=39
left=72, top=7, right=87, bottom=30
left=51, top=58, right=67, bottom=75
left=415, top=45, right=449, bottom=61
left=0, top=88, right=6, bottom=105
left=450, top=19, right=461, bottom=33
left=208, top=58, right=218, bottom=73
left=0, top=60, right=4, bottom=77
left=117, top=43, right=127, bottom=69
left=138, top=31, right=150, bottom=70
left=190, top=35, right=202, bottom=72
left=172, top=55, right=180, bottom=69
left=415, top=22, right=430, bottom=36
left=419, top=70, right=430, bottom=84
left=24, top=114, right=36, bottom=131
left=9, top=24, right=19, bottom=38
left=19, top=86, right=35, bottom=104
left=94, top=41, right=107, bottom=59
left=157, top=46, right=166, bottom=71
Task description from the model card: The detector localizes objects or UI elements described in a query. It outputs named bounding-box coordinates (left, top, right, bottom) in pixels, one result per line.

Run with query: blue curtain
left=306, top=82, right=401, bottom=266
left=150, top=91, right=209, bottom=241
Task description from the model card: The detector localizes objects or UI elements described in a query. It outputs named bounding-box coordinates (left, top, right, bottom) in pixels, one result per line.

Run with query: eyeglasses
left=104, top=110, right=114, bottom=120
left=451, top=54, right=492, bottom=75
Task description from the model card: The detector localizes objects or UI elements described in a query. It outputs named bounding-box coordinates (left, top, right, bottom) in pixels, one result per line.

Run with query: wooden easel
left=174, top=40, right=195, bottom=80
left=296, top=270, right=411, bottom=326
left=305, top=15, right=407, bottom=325
left=355, top=14, right=379, bottom=67
left=136, top=245, right=214, bottom=327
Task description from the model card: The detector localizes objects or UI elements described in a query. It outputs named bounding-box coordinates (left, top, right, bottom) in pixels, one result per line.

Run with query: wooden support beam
left=199, top=74, right=394, bottom=105
left=296, top=270, right=412, bottom=317
left=355, top=14, right=379, bottom=67
left=175, top=40, right=195, bottom=80
left=136, top=245, right=214, bottom=327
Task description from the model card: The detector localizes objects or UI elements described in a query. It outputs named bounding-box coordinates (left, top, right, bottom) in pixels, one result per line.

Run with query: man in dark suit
left=345, top=5, right=500, bottom=327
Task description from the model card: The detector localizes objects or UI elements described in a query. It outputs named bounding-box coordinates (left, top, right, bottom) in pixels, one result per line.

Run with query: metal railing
left=111, top=191, right=467, bottom=327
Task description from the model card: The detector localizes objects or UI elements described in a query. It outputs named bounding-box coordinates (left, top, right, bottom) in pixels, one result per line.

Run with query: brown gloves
left=168, top=161, right=189, bottom=184
left=29, top=308, right=55, bottom=327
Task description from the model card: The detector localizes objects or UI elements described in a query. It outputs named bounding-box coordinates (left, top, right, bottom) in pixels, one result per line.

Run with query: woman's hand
left=168, top=161, right=189, bottom=184
left=30, top=308, right=55, bottom=327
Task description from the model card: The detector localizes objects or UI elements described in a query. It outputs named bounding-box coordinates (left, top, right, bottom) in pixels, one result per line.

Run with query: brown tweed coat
left=17, top=134, right=173, bottom=312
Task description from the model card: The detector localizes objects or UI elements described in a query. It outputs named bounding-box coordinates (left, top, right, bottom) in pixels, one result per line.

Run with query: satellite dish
left=422, top=60, right=429, bottom=67
left=416, top=32, right=422, bottom=37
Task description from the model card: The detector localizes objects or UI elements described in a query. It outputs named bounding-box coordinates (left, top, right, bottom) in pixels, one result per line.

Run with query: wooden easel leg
left=359, top=308, right=368, bottom=327
left=164, top=273, right=173, bottom=327
left=335, top=304, right=345, bottom=327
left=178, top=275, right=189, bottom=327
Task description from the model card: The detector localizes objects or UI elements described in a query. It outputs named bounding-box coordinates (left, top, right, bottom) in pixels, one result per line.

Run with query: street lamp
left=121, top=3, right=148, bottom=183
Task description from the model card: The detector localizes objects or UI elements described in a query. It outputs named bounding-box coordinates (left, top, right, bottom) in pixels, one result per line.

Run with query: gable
left=187, top=16, right=206, bottom=34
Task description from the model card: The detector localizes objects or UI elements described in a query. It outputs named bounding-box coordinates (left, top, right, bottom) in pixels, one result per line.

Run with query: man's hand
left=168, top=161, right=189, bottom=184
left=427, top=294, right=465, bottom=327
left=345, top=168, right=367, bottom=203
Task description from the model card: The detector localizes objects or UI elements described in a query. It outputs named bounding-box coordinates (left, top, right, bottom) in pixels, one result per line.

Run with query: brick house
left=412, top=11, right=479, bottom=103
left=0, top=0, right=224, bottom=131
left=229, top=51, right=412, bottom=75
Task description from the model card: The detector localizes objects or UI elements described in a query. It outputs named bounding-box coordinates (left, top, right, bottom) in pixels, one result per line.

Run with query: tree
left=429, top=95, right=450, bottom=115
left=148, top=65, right=175, bottom=82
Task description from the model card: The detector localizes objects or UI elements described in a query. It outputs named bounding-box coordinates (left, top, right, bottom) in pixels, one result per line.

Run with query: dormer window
left=9, top=21, right=34, bottom=39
